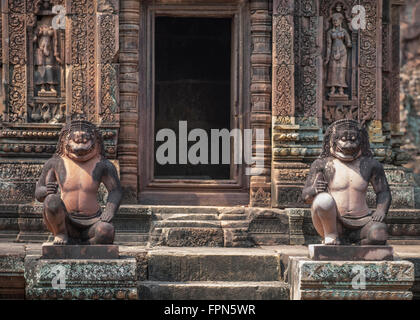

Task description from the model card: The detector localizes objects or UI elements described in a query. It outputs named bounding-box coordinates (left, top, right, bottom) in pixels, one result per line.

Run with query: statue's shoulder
left=311, top=157, right=331, bottom=169
left=95, top=157, right=118, bottom=172
left=98, top=156, right=113, bottom=166
left=360, top=156, right=384, bottom=172
left=44, top=154, right=62, bottom=167
left=360, top=155, right=381, bottom=166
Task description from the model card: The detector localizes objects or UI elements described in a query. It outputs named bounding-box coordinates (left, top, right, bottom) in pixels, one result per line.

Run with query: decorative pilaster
left=118, top=0, right=140, bottom=202
left=249, top=0, right=272, bottom=207
left=389, top=2, right=408, bottom=165
left=271, top=0, right=323, bottom=208
left=64, top=0, right=119, bottom=158
left=5, top=0, right=27, bottom=123
left=97, top=0, right=119, bottom=124
left=0, top=4, right=3, bottom=122
left=358, top=0, right=381, bottom=123
left=66, top=0, right=89, bottom=120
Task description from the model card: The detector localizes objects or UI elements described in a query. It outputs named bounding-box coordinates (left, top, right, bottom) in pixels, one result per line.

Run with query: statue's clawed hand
left=371, top=211, right=386, bottom=222
left=316, top=181, right=328, bottom=194
left=100, top=211, right=114, bottom=223
left=46, top=182, right=58, bottom=195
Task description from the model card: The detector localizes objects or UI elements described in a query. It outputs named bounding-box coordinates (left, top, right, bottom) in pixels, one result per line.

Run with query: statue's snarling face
left=66, top=129, right=96, bottom=159
left=59, top=122, right=102, bottom=162
left=321, top=119, right=372, bottom=161
left=331, top=125, right=362, bottom=162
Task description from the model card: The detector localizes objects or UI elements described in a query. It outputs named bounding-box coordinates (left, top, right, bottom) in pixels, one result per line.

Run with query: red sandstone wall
left=400, top=0, right=420, bottom=181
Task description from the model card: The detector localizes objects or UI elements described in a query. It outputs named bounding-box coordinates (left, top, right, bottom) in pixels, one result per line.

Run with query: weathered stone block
left=148, top=249, right=280, bottom=282
left=0, top=244, right=25, bottom=299
left=223, top=228, right=253, bottom=247
left=25, top=256, right=138, bottom=300
left=42, top=244, right=119, bottom=260
left=289, top=257, right=414, bottom=300
left=119, top=246, right=148, bottom=281
left=308, top=245, right=394, bottom=261
left=157, top=228, right=224, bottom=247
left=139, top=281, right=289, bottom=300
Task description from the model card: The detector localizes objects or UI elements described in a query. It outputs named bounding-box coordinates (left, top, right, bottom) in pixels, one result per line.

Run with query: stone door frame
left=137, top=0, right=251, bottom=205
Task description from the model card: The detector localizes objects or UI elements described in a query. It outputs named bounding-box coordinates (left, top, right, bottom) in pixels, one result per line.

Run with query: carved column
left=118, top=0, right=140, bottom=202
left=382, top=0, right=392, bottom=146
left=271, top=0, right=296, bottom=208
left=359, top=0, right=387, bottom=161
left=97, top=1, right=119, bottom=125
left=0, top=7, right=3, bottom=121
left=4, top=0, right=27, bottom=123
left=65, top=0, right=119, bottom=158
left=249, top=0, right=272, bottom=207
left=66, top=0, right=90, bottom=120
left=389, top=1, right=407, bottom=165
left=271, top=0, right=323, bottom=208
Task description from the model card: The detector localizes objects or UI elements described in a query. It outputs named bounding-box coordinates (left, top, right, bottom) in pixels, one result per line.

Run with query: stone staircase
left=2, top=243, right=420, bottom=300
left=5, top=204, right=420, bottom=247
left=147, top=205, right=289, bottom=247
left=137, top=247, right=289, bottom=300
left=149, top=206, right=252, bottom=247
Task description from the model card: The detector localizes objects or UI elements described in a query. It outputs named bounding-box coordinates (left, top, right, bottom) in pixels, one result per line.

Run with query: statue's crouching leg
left=43, top=194, right=68, bottom=245
left=360, top=221, right=388, bottom=245
left=311, top=192, right=341, bottom=245
left=87, top=221, right=115, bottom=245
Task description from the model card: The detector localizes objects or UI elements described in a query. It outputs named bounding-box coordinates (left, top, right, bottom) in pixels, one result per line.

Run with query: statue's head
left=332, top=12, right=344, bottom=27
left=321, top=119, right=372, bottom=161
left=56, top=120, right=105, bottom=161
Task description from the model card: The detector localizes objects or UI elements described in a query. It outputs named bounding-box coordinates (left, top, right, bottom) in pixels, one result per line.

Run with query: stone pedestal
left=309, top=245, right=394, bottom=261
left=42, top=244, right=119, bottom=259
left=25, top=255, right=138, bottom=300
left=289, top=257, right=414, bottom=300
left=0, top=245, right=25, bottom=299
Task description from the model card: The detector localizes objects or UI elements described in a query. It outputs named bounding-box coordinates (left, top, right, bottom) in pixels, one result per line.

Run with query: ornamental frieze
left=0, top=0, right=119, bottom=127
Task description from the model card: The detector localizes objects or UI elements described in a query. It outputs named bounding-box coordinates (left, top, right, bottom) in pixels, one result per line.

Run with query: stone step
left=164, top=214, right=219, bottom=221
left=218, top=214, right=248, bottom=220
left=139, top=281, right=289, bottom=300
left=147, top=248, right=280, bottom=281
left=149, top=228, right=225, bottom=247
left=154, top=221, right=221, bottom=228
left=147, top=206, right=221, bottom=214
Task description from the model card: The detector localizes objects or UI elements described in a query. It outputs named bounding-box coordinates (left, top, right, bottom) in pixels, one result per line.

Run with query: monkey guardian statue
left=35, top=120, right=122, bottom=245
left=302, top=119, right=391, bottom=245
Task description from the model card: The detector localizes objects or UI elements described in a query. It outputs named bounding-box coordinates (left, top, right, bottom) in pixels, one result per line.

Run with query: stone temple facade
left=0, top=0, right=419, bottom=300
left=400, top=0, right=420, bottom=185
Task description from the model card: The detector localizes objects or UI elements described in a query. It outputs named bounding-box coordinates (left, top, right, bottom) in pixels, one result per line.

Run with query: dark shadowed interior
left=154, top=17, right=232, bottom=179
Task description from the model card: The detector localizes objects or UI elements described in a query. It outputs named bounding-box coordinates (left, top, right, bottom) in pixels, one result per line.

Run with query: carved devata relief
left=1, top=0, right=66, bottom=124
left=325, top=9, right=352, bottom=98
left=27, top=0, right=66, bottom=124
left=1, top=0, right=119, bottom=125
left=0, top=0, right=119, bottom=159
left=321, top=1, right=358, bottom=125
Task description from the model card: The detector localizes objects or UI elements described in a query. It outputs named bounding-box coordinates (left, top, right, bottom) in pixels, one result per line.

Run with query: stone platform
left=308, top=244, right=394, bottom=261
left=289, top=257, right=414, bottom=300
left=25, top=256, right=138, bottom=300
left=42, top=244, right=119, bottom=259
left=0, top=243, right=419, bottom=300
left=0, top=243, right=25, bottom=299
left=3, top=204, right=420, bottom=247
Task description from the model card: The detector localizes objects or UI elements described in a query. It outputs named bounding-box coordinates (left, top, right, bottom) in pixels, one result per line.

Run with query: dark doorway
left=154, top=17, right=232, bottom=180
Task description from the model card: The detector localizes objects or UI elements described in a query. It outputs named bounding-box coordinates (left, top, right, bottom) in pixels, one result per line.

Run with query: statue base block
left=308, top=244, right=394, bottom=261
left=289, top=257, right=414, bottom=300
left=25, top=256, right=138, bottom=300
left=41, top=244, right=119, bottom=259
